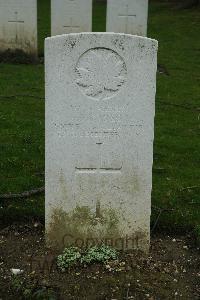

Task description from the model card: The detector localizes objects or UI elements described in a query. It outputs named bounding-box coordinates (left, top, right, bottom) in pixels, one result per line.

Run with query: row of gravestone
left=0, top=0, right=148, bottom=57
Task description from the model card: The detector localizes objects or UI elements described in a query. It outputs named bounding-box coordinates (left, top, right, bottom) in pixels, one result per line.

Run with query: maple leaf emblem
left=75, top=48, right=127, bottom=100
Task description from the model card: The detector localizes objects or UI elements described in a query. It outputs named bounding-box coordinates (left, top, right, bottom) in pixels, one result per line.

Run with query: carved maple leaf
left=75, top=48, right=127, bottom=100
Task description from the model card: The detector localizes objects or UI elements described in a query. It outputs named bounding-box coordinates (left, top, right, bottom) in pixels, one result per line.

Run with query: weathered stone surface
left=0, top=0, right=37, bottom=56
left=45, top=33, right=158, bottom=252
left=107, top=0, right=149, bottom=36
left=51, top=0, right=92, bottom=36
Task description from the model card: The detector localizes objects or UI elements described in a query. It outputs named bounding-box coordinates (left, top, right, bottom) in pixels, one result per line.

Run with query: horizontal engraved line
left=100, top=167, right=122, bottom=171
left=118, top=14, right=136, bottom=17
left=8, top=20, right=24, bottom=23
left=63, top=25, right=80, bottom=28
left=75, top=167, right=122, bottom=174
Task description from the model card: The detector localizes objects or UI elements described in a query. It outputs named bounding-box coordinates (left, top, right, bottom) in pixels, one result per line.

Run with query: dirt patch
left=0, top=223, right=199, bottom=299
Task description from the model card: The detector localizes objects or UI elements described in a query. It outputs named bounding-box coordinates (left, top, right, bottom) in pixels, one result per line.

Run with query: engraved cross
left=75, top=143, right=122, bottom=175
left=75, top=143, right=122, bottom=218
left=8, top=11, right=24, bottom=24
left=63, top=17, right=80, bottom=33
left=118, top=1, right=136, bottom=32
left=8, top=11, right=24, bottom=42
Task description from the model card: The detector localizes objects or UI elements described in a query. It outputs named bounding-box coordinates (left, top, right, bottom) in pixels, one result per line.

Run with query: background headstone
left=51, top=0, right=92, bottom=36
left=45, top=33, right=157, bottom=252
left=0, top=0, right=37, bottom=56
left=106, top=0, right=149, bottom=36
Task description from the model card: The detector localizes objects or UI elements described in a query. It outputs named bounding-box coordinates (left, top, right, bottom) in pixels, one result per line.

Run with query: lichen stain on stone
left=7, top=30, right=37, bottom=55
left=47, top=206, right=121, bottom=251
left=121, top=173, right=141, bottom=195
left=59, top=171, right=68, bottom=203
left=65, top=37, right=77, bottom=50
left=0, top=48, right=37, bottom=63
left=112, top=37, right=125, bottom=51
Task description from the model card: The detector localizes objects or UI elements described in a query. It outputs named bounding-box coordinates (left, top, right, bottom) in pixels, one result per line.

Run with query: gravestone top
left=45, top=33, right=158, bottom=253
left=0, top=0, right=37, bottom=56
left=51, top=0, right=92, bottom=36
left=107, top=0, right=149, bottom=36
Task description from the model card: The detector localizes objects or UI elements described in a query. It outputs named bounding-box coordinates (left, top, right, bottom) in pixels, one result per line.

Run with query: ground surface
left=0, top=223, right=199, bottom=299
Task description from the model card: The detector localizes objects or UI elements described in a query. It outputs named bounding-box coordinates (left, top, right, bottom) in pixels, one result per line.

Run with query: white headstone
left=0, top=0, right=37, bottom=56
left=107, top=0, right=148, bottom=36
left=45, top=33, right=158, bottom=252
left=51, top=0, right=92, bottom=36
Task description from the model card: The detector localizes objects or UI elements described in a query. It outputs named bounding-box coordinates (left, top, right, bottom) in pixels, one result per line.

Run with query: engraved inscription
left=75, top=48, right=127, bottom=100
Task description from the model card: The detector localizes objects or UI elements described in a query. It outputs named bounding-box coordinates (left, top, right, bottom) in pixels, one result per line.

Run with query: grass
left=0, top=0, right=199, bottom=234
left=148, top=2, right=200, bottom=232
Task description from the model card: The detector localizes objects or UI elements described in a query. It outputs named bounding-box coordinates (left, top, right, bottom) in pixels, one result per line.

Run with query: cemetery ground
left=0, top=0, right=199, bottom=299
left=0, top=223, right=199, bottom=299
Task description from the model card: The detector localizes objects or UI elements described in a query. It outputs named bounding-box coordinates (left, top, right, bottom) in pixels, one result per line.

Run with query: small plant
left=81, top=245, right=118, bottom=265
left=10, top=275, right=24, bottom=293
left=57, top=247, right=81, bottom=271
left=57, top=245, right=118, bottom=272
left=57, top=245, right=118, bottom=271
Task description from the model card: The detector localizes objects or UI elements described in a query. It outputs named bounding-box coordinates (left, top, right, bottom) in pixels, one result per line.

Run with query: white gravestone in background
left=0, top=0, right=37, bottom=56
left=107, top=0, right=148, bottom=36
left=45, top=33, right=157, bottom=252
left=51, top=0, right=92, bottom=36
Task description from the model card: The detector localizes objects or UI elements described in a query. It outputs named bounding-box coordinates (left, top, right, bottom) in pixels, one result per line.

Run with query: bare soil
left=0, top=223, right=199, bottom=299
